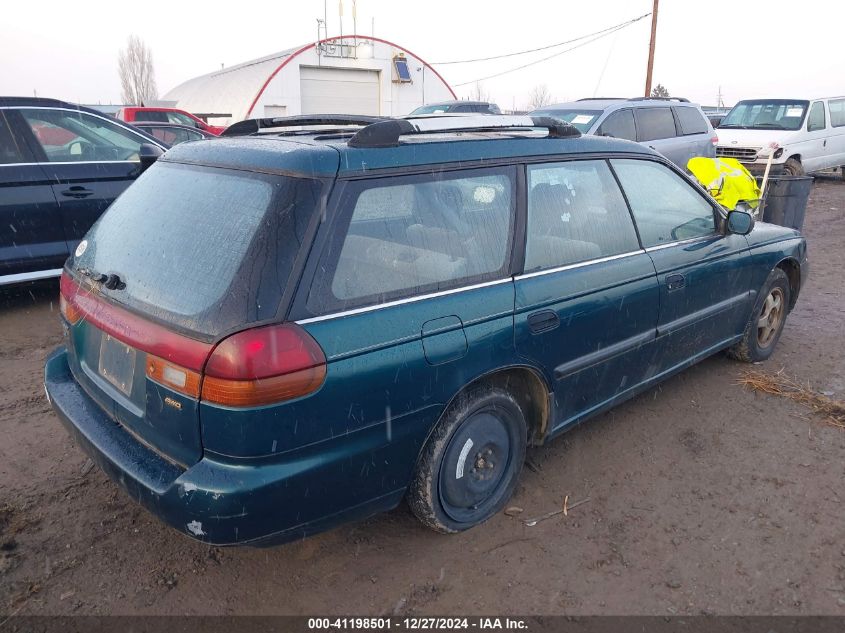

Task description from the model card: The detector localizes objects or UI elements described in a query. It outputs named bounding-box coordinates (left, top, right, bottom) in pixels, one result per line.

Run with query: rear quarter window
left=307, top=167, right=516, bottom=315
left=674, top=106, right=709, bottom=135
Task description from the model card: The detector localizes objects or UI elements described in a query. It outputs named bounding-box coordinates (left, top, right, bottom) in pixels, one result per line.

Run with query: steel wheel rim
left=438, top=407, right=514, bottom=523
left=757, top=287, right=785, bottom=348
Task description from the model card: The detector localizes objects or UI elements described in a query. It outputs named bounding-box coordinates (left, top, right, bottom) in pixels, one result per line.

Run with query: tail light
left=201, top=324, right=327, bottom=407
left=59, top=292, right=82, bottom=324
left=711, top=135, right=719, bottom=146
left=60, top=271, right=325, bottom=407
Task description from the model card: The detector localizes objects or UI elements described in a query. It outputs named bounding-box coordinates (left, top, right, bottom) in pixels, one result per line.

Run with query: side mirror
left=139, top=143, right=164, bottom=172
left=727, top=209, right=754, bottom=235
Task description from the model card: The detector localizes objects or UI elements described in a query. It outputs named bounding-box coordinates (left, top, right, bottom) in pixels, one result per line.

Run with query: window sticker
left=786, top=107, right=804, bottom=117
left=572, top=114, right=595, bottom=125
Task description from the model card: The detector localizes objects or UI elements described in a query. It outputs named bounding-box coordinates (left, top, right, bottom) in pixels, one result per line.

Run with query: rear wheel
left=408, top=387, right=527, bottom=533
left=783, top=158, right=804, bottom=176
left=728, top=268, right=791, bottom=363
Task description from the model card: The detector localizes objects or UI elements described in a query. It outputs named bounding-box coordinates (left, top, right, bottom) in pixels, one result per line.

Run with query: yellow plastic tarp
left=687, top=157, right=761, bottom=211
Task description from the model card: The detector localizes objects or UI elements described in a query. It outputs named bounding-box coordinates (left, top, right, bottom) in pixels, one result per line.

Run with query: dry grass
left=738, top=368, right=845, bottom=429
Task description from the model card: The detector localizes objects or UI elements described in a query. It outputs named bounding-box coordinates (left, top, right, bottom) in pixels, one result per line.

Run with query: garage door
left=300, top=67, right=380, bottom=115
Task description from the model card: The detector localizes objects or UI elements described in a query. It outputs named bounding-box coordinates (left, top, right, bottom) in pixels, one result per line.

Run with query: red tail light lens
left=711, top=135, right=719, bottom=146
left=201, top=324, right=327, bottom=407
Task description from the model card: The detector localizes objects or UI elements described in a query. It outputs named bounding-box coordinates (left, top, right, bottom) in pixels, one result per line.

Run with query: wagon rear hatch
left=61, top=159, right=324, bottom=466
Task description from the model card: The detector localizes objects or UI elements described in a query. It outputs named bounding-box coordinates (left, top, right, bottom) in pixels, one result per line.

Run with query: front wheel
left=408, top=387, right=527, bottom=534
left=782, top=158, right=804, bottom=176
left=728, top=268, right=791, bottom=363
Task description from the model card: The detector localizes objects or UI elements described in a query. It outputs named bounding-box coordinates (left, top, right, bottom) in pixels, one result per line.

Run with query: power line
left=453, top=16, right=648, bottom=88
left=432, top=13, right=650, bottom=66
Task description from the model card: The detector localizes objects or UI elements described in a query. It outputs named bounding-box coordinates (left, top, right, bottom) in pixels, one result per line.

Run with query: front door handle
left=666, top=273, right=686, bottom=291
left=527, top=310, right=560, bottom=334
left=61, top=186, right=94, bottom=199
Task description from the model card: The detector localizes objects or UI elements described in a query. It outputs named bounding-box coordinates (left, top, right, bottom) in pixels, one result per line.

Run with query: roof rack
left=576, top=97, right=626, bottom=101
left=348, top=115, right=580, bottom=148
left=222, top=114, right=389, bottom=137
left=627, top=96, right=690, bottom=103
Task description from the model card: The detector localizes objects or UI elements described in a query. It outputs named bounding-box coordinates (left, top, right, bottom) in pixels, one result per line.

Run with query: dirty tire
left=728, top=268, right=791, bottom=363
left=408, top=387, right=527, bottom=534
left=783, top=158, right=805, bottom=176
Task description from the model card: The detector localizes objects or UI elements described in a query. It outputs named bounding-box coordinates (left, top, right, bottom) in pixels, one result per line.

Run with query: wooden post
left=644, top=0, right=659, bottom=97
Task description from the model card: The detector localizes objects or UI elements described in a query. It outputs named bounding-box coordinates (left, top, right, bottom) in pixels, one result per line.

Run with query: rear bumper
left=44, top=347, right=405, bottom=546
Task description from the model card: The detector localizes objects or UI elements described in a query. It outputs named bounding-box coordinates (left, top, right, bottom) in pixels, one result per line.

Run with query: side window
left=0, top=112, right=30, bottom=164
left=674, top=106, right=709, bottom=135
left=167, top=111, right=200, bottom=128
left=596, top=109, right=636, bottom=141
left=525, top=160, right=641, bottom=272
left=20, top=109, right=147, bottom=162
left=452, top=104, right=476, bottom=113
left=611, top=159, right=716, bottom=248
left=807, top=101, right=826, bottom=132
left=829, top=99, right=845, bottom=128
left=308, top=168, right=515, bottom=313
left=135, top=110, right=168, bottom=122
left=635, top=108, right=677, bottom=141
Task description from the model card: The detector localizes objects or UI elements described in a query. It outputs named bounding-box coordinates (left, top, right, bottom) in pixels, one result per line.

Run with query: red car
left=116, top=107, right=225, bottom=136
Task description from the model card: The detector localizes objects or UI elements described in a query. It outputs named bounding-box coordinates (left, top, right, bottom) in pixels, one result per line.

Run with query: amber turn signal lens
left=201, top=365, right=326, bottom=408
left=59, top=294, right=82, bottom=324
left=146, top=355, right=201, bottom=398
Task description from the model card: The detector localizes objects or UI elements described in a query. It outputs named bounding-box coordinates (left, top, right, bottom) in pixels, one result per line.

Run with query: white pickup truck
left=716, top=97, right=845, bottom=177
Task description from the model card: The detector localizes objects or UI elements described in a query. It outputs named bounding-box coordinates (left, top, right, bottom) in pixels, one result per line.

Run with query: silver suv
left=531, top=97, right=717, bottom=169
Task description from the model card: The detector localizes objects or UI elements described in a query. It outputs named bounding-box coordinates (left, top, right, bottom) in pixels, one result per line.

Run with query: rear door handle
left=61, top=186, right=94, bottom=199
left=527, top=310, right=560, bottom=334
left=666, top=273, right=686, bottom=291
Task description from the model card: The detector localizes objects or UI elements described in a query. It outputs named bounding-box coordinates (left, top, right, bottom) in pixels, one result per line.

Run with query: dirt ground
left=1, top=179, right=844, bottom=617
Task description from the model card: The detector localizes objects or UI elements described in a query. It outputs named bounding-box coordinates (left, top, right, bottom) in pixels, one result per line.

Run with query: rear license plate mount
left=98, top=334, right=136, bottom=396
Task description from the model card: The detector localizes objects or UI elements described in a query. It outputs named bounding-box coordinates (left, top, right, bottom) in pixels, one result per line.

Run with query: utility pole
left=644, top=0, right=659, bottom=97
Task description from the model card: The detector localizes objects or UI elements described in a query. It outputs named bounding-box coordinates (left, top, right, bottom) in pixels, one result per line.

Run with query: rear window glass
left=635, top=108, right=677, bottom=141
left=674, top=106, right=709, bottom=135
left=71, top=162, right=320, bottom=337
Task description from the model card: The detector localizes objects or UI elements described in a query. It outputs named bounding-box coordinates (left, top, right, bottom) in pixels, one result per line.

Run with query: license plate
left=98, top=334, right=136, bottom=396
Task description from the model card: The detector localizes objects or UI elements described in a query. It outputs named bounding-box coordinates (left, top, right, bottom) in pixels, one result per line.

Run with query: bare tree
left=528, top=84, right=552, bottom=110
left=467, top=82, right=491, bottom=103
left=118, top=35, right=158, bottom=105
left=651, top=83, right=670, bottom=98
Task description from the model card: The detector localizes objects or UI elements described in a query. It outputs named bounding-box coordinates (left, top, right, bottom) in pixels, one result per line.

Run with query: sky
left=1, top=0, right=841, bottom=110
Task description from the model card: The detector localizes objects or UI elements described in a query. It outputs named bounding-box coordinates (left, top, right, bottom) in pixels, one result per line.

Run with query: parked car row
left=0, top=98, right=168, bottom=285
left=45, top=113, right=806, bottom=545
left=715, top=97, right=845, bottom=176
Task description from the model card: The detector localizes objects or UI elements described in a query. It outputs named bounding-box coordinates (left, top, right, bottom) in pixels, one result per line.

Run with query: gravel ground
left=1, top=179, right=843, bottom=616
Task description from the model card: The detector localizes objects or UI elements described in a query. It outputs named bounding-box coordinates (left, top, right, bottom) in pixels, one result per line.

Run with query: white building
left=161, top=36, right=455, bottom=127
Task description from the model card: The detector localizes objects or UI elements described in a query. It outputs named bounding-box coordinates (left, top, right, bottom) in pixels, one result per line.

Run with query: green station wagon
left=45, top=114, right=807, bottom=545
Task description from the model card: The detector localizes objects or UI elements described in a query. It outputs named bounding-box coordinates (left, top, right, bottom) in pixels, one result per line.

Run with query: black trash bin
left=759, top=175, right=813, bottom=232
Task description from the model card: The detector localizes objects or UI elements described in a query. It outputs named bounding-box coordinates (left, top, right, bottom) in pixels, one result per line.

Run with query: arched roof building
left=161, top=36, right=455, bottom=126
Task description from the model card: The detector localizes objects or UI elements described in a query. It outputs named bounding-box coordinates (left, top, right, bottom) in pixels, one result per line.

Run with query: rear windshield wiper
left=77, top=268, right=126, bottom=291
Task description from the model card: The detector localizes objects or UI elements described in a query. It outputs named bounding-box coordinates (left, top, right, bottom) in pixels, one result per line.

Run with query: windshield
left=410, top=104, right=452, bottom=115
left=720, top=100, right=809, bottom=131
left=529, top=109, right=601, bottom=133
left=70, top=162, right=321, bottom=338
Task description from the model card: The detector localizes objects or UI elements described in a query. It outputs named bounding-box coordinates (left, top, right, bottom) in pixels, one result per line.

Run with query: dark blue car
left=0, top=97, right=166, bottom=285
left=45, top=114, right=807, bottom=546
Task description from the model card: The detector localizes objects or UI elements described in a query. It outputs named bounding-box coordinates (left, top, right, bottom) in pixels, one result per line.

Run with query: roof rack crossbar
left=222, top=114, right=389, bottom=137
left=348, top=115, right=580, bottom=148
left=627, top=96, right=690, bottom=103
